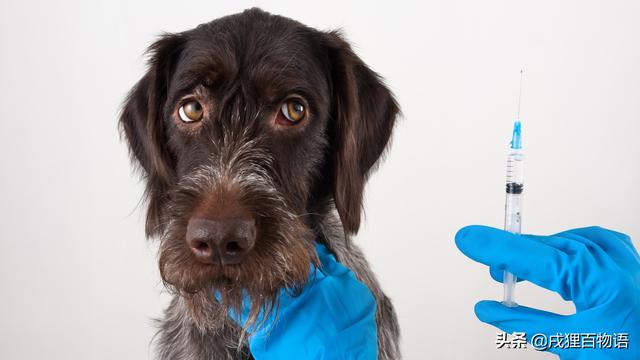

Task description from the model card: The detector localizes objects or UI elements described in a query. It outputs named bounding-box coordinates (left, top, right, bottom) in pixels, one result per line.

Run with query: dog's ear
left=323, top=31, right=399, bottom=235
left=119, top=33, right=185, bottom=237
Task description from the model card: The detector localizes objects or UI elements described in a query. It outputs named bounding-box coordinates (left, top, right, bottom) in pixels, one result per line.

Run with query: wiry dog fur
left=120, top=8, right=400, bottom=359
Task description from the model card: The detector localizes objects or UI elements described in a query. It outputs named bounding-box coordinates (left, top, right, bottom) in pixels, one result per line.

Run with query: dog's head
left=120, top=8, right=398, bottom=324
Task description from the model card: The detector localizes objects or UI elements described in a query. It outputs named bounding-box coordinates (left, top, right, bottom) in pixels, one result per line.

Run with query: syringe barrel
left=503, top=149, right=523, bottom=307
left=506, top=150, right=524, bottom=191
left=504, top=193, right=522, bottom=234
left=505, top=150, right=523, bottom=233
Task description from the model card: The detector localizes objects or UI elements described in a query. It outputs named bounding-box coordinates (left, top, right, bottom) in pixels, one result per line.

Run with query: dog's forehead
left=172, top=13, right=329, bottom=99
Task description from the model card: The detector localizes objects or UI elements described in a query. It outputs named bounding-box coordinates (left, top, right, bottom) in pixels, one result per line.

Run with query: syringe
left=503, top=121, right=523, bottom=307
left=503, top=71, right=524, bottom=307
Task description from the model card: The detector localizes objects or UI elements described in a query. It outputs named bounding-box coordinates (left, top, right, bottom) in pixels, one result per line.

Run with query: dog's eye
left=178, top=100, right=203, bottom=123
left=278, top=99, right=306, bottom=125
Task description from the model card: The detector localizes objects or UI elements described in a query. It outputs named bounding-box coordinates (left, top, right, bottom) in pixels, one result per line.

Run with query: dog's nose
left=186, top=218, right=256, bottom=265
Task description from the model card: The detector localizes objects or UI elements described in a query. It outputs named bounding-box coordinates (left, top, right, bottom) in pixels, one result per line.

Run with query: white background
left=1, top=1, right=638, bottom=359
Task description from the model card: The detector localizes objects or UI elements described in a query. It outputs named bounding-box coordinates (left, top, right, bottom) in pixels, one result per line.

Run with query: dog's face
left=120, top=8, right=397, bottom=322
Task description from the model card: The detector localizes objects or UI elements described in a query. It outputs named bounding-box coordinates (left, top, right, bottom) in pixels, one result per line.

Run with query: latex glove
left=226, top=242, right=378, bottom=360
left=456, top=225, right=640, bottom=359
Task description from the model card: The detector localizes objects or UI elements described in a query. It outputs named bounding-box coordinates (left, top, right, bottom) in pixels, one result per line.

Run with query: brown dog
left=120, top=8, right=400, bottom=359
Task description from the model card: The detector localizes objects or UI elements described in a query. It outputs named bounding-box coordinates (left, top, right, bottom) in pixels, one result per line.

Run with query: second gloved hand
left=223, top=242, right=378, bottom=360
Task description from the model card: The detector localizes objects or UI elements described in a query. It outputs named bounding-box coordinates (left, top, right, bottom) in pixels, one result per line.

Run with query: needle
left=517, top=69, right=524, bottom=120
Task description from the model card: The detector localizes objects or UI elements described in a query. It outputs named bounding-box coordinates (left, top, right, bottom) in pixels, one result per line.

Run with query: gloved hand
left=456, top=225, right=640, bottom=359
left=225, top=242, right=378, bottom=360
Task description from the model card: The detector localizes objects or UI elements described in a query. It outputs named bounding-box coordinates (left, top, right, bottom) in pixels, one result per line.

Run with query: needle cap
left=510, top=120, right=522, bottom=149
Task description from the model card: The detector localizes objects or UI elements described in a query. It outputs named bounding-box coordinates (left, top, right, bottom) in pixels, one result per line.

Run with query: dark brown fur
left=120, top=8, right=400, bottom=359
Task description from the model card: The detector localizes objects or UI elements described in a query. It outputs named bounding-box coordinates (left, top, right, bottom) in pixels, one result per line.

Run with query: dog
left=120, top=8, right=400, bottom=359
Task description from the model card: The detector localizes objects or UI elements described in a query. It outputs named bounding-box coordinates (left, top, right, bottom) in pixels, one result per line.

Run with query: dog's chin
left=160, top=246, right=314, bottom=293
left=158, top=235, right=318, bottom=329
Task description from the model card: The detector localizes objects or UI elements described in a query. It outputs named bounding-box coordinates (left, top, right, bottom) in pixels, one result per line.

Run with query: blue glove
left=225, top=242, right=378, bottom=360
left=456, top=225, right=640, bottom=359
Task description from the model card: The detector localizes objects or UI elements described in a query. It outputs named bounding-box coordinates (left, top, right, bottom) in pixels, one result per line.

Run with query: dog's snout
left=186, top=218, right=256, bottom=265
